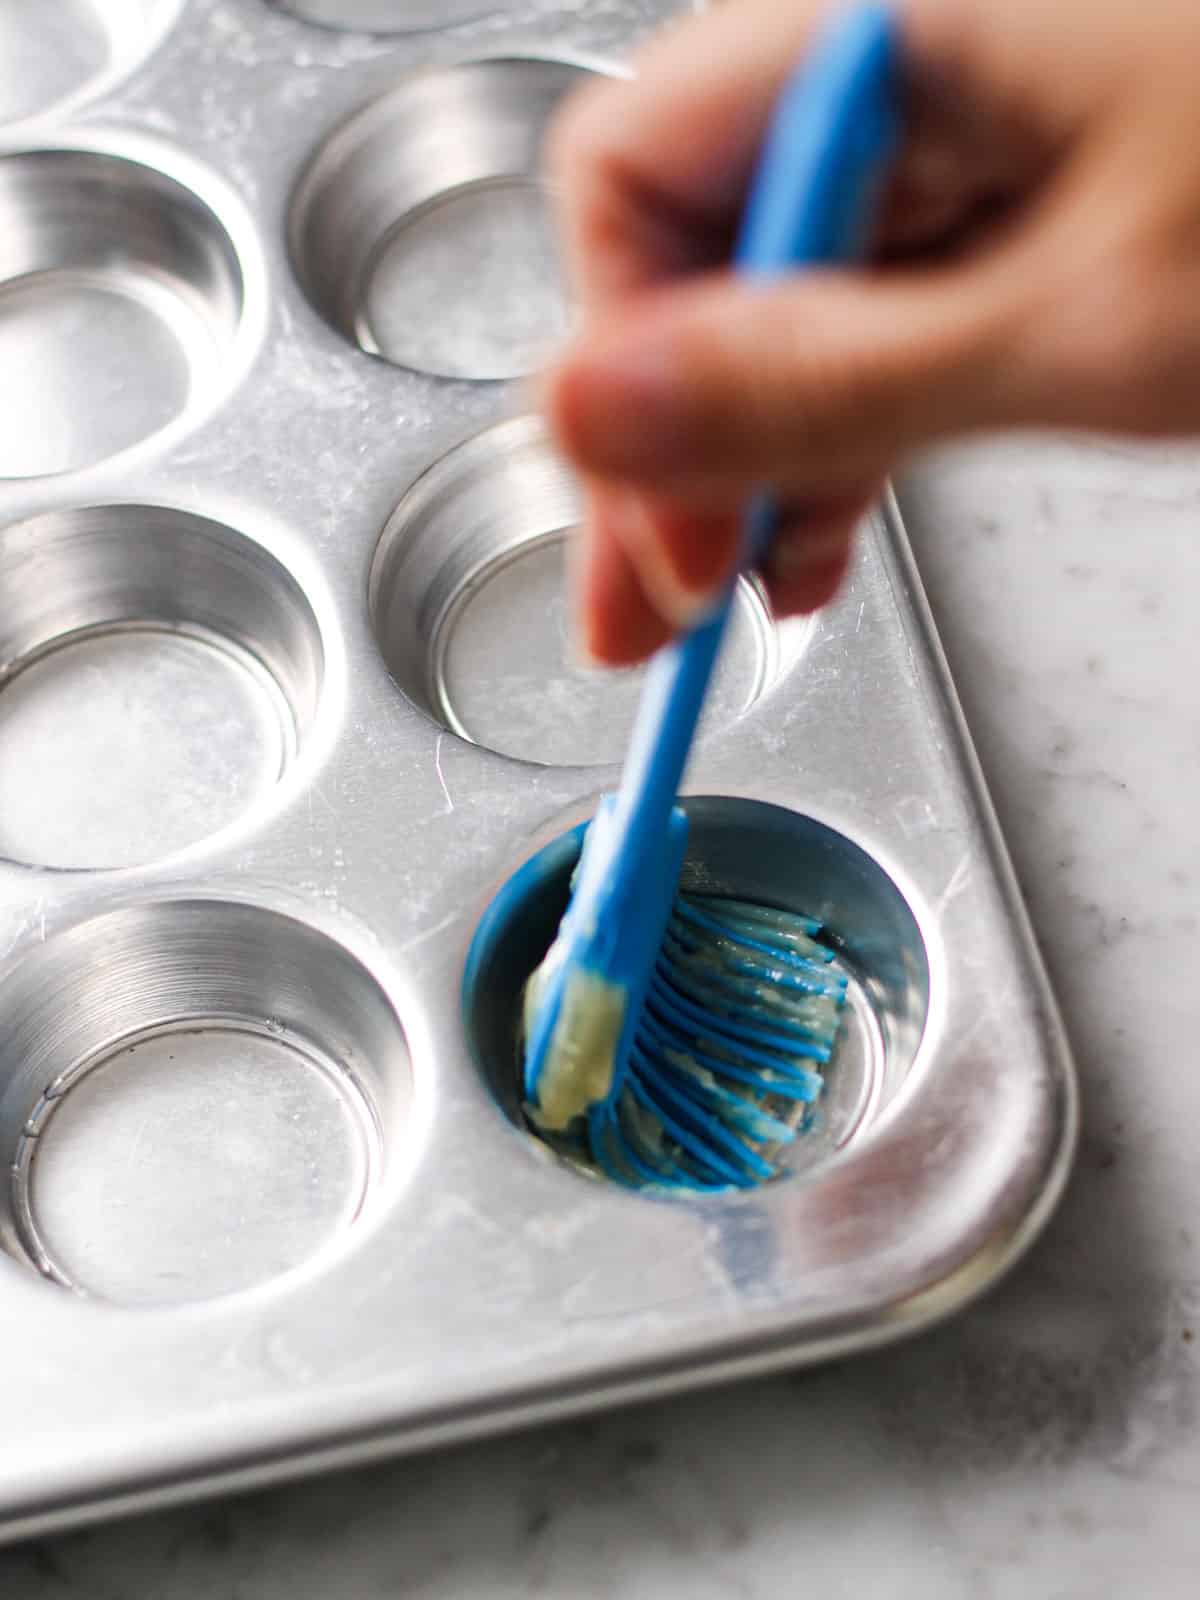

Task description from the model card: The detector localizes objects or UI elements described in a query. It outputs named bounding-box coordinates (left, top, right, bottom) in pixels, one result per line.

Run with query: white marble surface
left=3, top=435, right=1198, bottom=1596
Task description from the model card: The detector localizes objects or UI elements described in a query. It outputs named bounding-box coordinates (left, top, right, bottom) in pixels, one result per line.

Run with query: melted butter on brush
left=520, top=892, right=847, bottom=1188
left=523, top=953, right=625, bottom=1133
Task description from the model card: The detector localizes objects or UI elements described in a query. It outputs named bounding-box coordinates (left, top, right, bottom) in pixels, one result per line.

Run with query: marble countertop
left=3, top=435, right=1197, bottom=1597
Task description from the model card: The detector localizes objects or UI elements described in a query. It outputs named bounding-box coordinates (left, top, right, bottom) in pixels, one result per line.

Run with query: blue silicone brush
left=522, top=5, right=900, bottom=1190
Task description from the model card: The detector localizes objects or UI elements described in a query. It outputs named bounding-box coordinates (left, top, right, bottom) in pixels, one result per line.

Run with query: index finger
left=547, top=0, right=825, bottom=308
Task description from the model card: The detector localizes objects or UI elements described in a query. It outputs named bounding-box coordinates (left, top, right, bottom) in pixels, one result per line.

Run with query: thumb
left=545, top=248, right=1050, bottom=504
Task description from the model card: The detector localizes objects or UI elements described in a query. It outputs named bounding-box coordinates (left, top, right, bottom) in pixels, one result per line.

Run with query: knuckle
left=1095, top=267, right=1164, bottom=376
left=768, top=318, right=899, bottom=470
left=671, top=317, right=752, bottom=438
left=1051, top=240, right=1192, bottom=426
left=663, top=295, right=895, bottom=484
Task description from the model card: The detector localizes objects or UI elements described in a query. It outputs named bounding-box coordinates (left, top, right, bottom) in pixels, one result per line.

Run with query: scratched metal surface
left=0, top=0, right=1075, bottom=1543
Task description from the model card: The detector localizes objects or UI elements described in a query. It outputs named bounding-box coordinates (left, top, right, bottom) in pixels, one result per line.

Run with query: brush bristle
left=525, top=892, right=849, bottom=1192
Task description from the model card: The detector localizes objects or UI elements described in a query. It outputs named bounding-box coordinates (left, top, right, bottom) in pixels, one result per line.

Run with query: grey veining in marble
left=1, top=432, right=1196, bottom=1595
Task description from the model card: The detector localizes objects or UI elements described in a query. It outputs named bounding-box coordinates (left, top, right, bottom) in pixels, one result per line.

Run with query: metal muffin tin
left=0, top=0, right=1076, bottom=1544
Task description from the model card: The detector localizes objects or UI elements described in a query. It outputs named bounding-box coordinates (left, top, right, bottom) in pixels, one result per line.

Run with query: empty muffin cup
left=464, top=797, right=931, bottom=1188
left=0, top=505, right=325, bottom=871
left=0, top=145, right=248, bottom=476
left=370, top=417, right=776, bottom=767
left=0, top=2, right=182, bottom=127
left=0, top=899, right=412, bottom=1305
left=271, top=1, right=496, bottom=31
left=289, top=57, right=598, bottom=380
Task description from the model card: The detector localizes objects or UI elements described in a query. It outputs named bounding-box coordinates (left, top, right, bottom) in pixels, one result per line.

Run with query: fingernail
left=578, top=601, right=659, bottom=670
left=573, top=626, right=605, bottom=671
left=573, top=588, right=609, bottom=671
left=571, top=489, right=673, bottom=668
left=567, top=500, right=611, bottom=669
left=606, top=491, right=723, bottom=630
left=651, top=501, right=742, bottom=608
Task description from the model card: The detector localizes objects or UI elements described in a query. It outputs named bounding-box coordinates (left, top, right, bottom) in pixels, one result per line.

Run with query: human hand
left=543, top=0, right=1200, bottom=663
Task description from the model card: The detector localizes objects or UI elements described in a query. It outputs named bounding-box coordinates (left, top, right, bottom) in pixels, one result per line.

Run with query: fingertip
left=604, top=491, right=738, bottom=631
left=760, top=481, right=881, bottom=618
left=541, top=342, right=606, bottom=471
left=798, top=550, right=853, bottom=614
left=543, top=73, right=606, bottom=187
left=763, top=511, right=857, bottom=618
left=539, top=298, right=697, bottom=485
left=577, top=489, right=673, bottom=668
left=642, top=499, right=742, bottom=612
left=766, top=544, right=853, bottom=618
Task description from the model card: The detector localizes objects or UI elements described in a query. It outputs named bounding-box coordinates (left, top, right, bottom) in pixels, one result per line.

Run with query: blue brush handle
left=609, top=4, right=900, bottom=868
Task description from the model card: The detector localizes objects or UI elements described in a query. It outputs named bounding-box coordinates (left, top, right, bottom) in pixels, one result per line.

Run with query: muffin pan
left=0, top=0, right=1076, bottom=1545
